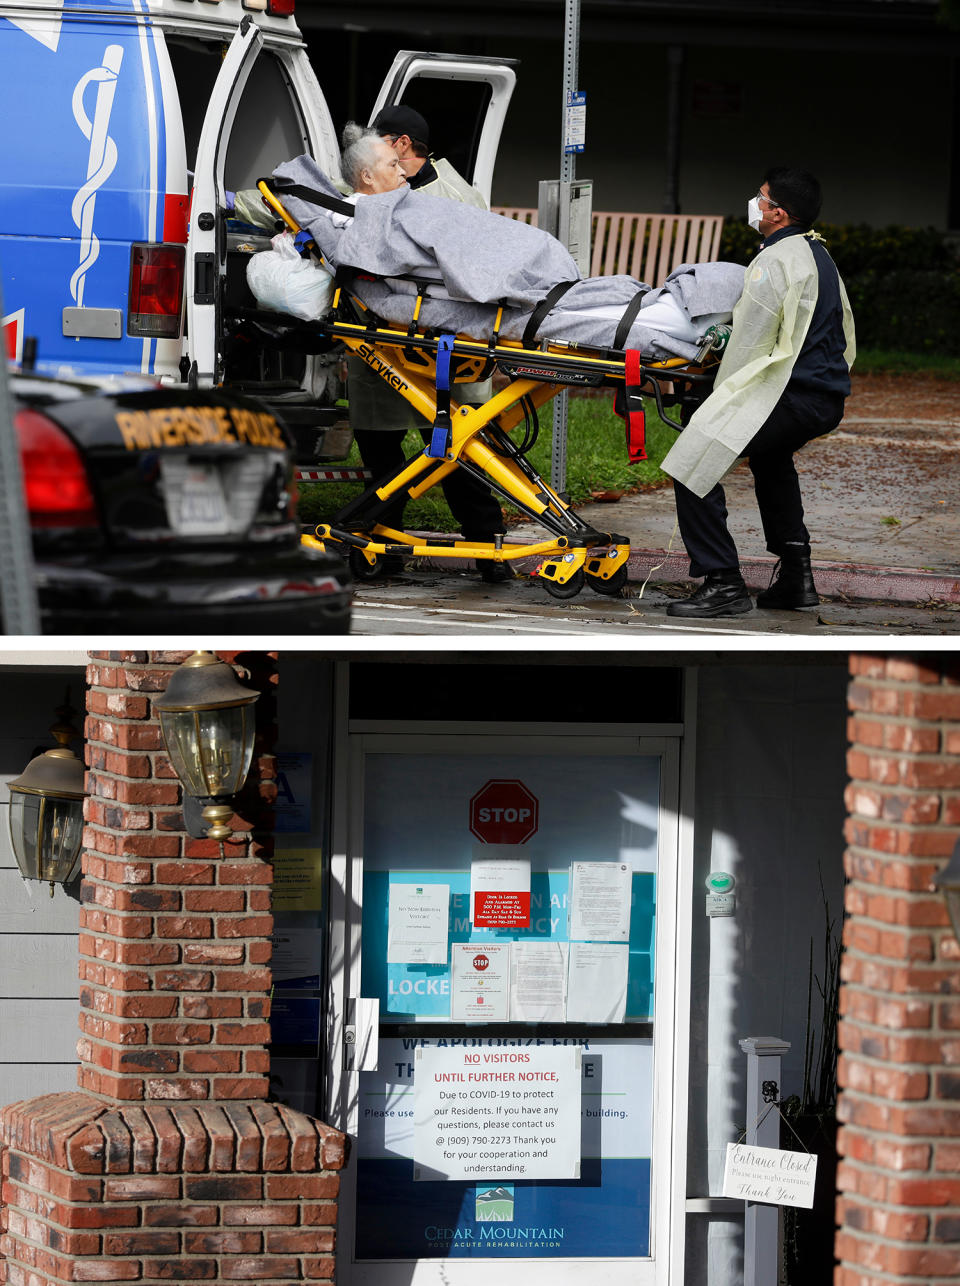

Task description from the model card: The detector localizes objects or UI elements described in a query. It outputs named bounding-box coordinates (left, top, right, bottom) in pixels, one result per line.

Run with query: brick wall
left=0, top=651, right=345, bottom=1286
left=837, top=653, right=960, bottom=1284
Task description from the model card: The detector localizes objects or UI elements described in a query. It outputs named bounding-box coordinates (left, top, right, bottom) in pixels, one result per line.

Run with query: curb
left=416, top=542, right=960, bottom=606
left=625, top=549, right=960, bottom=606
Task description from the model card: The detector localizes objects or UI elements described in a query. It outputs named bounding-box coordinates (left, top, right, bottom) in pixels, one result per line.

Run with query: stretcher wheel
left=349, top=548, right=394, bottom=580
left=541, top=568, right=585, bottom=600
left=586, top=565, right=629, bottom=596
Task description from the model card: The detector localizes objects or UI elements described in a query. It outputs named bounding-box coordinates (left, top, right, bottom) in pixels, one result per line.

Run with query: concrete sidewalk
left=561, top=387, right=960, bottom=606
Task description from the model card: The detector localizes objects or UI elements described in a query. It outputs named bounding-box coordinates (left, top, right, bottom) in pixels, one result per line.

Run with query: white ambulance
left=0, top=0, right=516, bottom=459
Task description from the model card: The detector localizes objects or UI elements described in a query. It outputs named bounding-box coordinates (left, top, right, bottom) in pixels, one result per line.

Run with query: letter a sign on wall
left=469, top=779, right=539, bottom=845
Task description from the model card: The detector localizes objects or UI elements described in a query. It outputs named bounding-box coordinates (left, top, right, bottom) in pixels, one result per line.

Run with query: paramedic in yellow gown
left=661, top=167, right=856, bottom=619
left=344, top=112, right=507, bottom=582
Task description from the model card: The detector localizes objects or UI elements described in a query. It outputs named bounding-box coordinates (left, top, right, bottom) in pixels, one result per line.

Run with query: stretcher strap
left=335, top=264, right=369, bottom=289
left=522, top=279, right=578, bottom=348
left=489, top=303, right=506, bottom=353
left=613, top=288, right=650, bottom=350
left=269, top=178, right=356, bottom=219
left=614, top=348, right=647, bottom=463
left=409, top=284, right=428, bottom=337
left=426, top=334, right=455, bottom=458
left=436, top=333, right=453, bottom=391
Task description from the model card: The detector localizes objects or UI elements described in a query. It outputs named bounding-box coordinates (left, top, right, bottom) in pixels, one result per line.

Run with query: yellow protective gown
left=414, top=156, right=487, bottom=208
left=662, top=231, right=856, bottom=499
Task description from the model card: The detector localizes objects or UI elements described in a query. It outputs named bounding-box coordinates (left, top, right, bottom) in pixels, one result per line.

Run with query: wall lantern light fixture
left=8, top=704, right=85, bottom=895
left=155, top=651, right=258, bottom=841
left=933, top=837, right=960, bottom=944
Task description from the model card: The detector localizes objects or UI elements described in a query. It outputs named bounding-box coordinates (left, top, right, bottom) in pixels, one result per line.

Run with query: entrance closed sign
left=413, top=1044, right=582, bottom=1181
left=722, top=1142, right=818, bottom=1208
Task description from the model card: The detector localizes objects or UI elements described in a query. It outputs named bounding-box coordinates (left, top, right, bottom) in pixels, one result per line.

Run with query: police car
left=8, top=368, right=352, bottom=633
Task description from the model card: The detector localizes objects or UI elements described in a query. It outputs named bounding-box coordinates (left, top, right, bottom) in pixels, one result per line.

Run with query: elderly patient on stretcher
left=246, top=153, right=744, bottom=361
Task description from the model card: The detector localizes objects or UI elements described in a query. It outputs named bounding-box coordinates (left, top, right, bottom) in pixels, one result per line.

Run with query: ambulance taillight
left=127, top=244, right=186, bottom=339
left=241, top=0, right=295, bottom=12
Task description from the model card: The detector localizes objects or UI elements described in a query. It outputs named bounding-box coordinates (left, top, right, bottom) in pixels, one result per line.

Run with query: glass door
left=328, top=733, right=688, bottom=1286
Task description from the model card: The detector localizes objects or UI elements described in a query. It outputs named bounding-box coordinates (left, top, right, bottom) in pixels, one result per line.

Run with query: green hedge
left=718, top=219, right=960, bottom=354
left=719, top=218, right=957, bottom=273
left=843, top=269, right=960, bottom=356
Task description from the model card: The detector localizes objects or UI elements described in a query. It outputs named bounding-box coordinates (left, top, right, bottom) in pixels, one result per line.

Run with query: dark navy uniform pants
left=353, top=427, right=505, bottom=541
left=672, top=385, right=845, bottom=578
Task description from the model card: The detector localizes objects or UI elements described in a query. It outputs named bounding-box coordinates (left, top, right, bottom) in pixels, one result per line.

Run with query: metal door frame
left=324, top=667, right=697, bottom=1286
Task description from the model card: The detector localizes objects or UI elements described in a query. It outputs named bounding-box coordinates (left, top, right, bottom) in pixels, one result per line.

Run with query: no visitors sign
left=412, top=1044, right=581, bottom=1181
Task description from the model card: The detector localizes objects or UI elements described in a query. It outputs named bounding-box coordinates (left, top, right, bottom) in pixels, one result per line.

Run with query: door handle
left=344, top=996, right=379, bottom=1072
left=193, top=252, right=216, bottom=305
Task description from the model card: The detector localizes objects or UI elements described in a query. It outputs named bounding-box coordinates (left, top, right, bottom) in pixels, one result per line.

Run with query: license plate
left=162, top=460, right=229, bottom=535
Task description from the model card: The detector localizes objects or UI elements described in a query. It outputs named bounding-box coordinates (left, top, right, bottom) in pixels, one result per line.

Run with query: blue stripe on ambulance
left=0, top=0, right=166, bottom=376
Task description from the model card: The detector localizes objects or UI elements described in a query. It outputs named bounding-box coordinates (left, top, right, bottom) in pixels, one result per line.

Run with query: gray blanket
left=272, top=155, right=744, bottom=360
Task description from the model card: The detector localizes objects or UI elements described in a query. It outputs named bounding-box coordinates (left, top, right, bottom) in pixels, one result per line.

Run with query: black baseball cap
left=372, top=105, right=430, bottom=146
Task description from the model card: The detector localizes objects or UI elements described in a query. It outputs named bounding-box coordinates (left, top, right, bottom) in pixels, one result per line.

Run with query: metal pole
left=551, top=0, right=580, bottom=495
left=560, top=2, right=578, bottom=191
left=663, top=45, right=684, bottom=214
left=739, top=1036, right=790, bottom=1286
left=0, top=286, right=40, bottom=635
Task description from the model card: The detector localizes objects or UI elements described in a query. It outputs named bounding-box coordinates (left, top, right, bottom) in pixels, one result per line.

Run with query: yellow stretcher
left=257, top=180, right=724, bottom=599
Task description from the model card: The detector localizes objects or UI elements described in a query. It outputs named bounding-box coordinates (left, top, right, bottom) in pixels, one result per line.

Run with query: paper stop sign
left=469, top=779, right=539, bottom=844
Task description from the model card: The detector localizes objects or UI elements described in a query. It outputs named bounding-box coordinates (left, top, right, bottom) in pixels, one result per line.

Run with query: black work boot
left=477, top=560, right=514, bottom=584
left=666, top=571, right=753, bottom=618
left=756, top=543, right=819, bottom=609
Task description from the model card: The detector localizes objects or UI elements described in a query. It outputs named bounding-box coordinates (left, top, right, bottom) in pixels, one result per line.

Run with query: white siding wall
left=0, top=666, right=86, bottom=1108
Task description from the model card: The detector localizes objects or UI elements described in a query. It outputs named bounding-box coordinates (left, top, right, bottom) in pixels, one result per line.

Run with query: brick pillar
left=76, top=649, right=275, bottom=1103
left=0, top=651, right=345, bottom=1286
left=837, top=653, right=960, bottom=1285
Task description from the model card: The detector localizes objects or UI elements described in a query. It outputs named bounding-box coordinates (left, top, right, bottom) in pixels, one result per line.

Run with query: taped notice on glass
left=722, top=1143, right=818, bottom=1209
left=387, top=883, right=449, bottom=964
left=471, top=856, right=531, bottom=928
left=413, top=1043, right=582, bottom=1181
left=510, top=940, right=567, bottom=1022
left=569, top=861, right=631, bottom=941
left=566, top=942, right=627, bottom=1023
left=450, top=942, right=510, bottom=1022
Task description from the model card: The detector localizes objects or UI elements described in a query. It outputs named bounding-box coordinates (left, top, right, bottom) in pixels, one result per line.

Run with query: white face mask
left=747, top=196, right=763, bottom=232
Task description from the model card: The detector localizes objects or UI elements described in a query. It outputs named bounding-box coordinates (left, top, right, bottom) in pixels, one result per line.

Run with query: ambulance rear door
left=369, top=52, right=518, bottom=206
left=185, top=15, right=261, bottom=387
left=185, top=11, right=340, bottom=387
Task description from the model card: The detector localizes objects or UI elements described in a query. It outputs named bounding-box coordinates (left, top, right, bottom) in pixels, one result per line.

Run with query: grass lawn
left=297, top=392, right=679, bottom=533
left=296, top=350, right=960, bottom=534
left=853, top=349, right=960, bottom=378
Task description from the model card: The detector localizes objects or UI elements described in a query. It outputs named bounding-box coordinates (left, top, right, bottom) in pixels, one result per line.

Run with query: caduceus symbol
left=69, top=43, right=124, bottom=307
